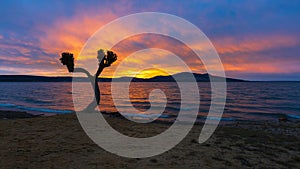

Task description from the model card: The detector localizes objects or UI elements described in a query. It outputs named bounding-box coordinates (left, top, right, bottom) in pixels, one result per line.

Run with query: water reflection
left=0, top=82, right=299, bottom=121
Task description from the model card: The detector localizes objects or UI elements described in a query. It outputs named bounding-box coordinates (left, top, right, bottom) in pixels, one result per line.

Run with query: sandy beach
left=0, top=111, right=299, bottom=169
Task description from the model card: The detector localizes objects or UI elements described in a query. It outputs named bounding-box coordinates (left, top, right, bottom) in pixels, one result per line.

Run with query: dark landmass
left=0, top=72, right=245, bottom=82
left=0, top=110, right=41, bottom=119
left=0, top=75, right=74, bottom=82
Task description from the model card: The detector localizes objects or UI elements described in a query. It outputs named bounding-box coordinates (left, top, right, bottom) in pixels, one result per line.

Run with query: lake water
left=0, top=82, right=299, bottom=122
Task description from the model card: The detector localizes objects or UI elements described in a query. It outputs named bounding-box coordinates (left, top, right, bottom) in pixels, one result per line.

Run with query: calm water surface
left=0, top=82, right=299, bottom=122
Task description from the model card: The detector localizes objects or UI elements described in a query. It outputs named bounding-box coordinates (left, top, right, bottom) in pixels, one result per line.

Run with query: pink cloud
left=213, top=35, right=299, bottom=54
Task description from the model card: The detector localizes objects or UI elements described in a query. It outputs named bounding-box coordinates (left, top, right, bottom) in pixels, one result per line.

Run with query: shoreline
left=1, top=109, right=299, bottom=126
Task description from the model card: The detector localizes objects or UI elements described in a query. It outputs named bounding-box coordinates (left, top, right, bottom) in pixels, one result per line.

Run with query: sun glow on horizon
left=1, top=1, right=299, bottom=80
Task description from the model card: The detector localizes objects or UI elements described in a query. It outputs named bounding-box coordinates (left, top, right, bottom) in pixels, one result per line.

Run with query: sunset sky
left=0, top=0, right=299, bottom=80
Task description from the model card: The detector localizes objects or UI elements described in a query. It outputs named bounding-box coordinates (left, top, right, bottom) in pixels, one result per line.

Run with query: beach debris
left=278, top=116, right=288, bottom=122
left=149, top=159, right=158, bottom=163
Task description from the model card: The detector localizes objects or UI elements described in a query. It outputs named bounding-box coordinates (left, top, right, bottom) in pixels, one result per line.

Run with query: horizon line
left=1, top=74, right=300, bottom=82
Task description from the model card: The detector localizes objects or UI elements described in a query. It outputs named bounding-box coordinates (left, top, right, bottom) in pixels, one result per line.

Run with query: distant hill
left=109, top=72, right=245, bottom=82
left=0, top=75, right=73, bottom=82
left=0, top=73, right=245, bottom=82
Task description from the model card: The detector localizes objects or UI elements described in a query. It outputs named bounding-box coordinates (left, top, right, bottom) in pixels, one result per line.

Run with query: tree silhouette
left=60, top=49, right=118, bottom=108
left=60, top=52, right=74, bottom=72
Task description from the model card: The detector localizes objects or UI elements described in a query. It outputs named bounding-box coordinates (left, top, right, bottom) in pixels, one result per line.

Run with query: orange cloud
left=223, top=57, right=300, bottom=74
left=213, top=35, right=299, bottom=54
left=106, top=34, right=206, bottom=78
left=35, top=7, right=300, bottom=78
left=38, top=11, right=117, bottom=60
left=211, top=35, right=300, bottom=74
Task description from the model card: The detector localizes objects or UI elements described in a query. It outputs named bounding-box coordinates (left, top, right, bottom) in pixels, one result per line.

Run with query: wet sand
left=0, top=111, right=299, bottom=169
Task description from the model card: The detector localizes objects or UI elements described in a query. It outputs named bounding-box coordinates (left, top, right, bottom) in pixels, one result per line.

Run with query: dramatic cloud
left=0, top=0, right=299, bottom=80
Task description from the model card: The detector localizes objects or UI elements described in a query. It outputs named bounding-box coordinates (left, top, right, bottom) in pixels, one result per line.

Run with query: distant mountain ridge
left=0, top=75, right=73, bottom=82
left=0, top=73, right=245, bottom=82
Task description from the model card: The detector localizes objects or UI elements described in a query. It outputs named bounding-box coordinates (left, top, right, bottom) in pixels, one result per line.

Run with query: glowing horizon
left=0, top=0, right=299, bottom=81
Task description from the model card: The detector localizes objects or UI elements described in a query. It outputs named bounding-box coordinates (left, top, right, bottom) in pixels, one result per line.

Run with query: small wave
left=24, top=97, right=52, bottom=104
left=121, top=113, right=170, bottom=119
left=19, top=107, right=73, bottom=114
left=0, top=103, right=15, bottom=107
left=247, top=112, right=300, bottom=120
left=166, top=106, right=195, bottom=111
left=286, top=114, right=300, bottom=119
left=0, top=103, right=72, bottom=114
left=200, top=116, right=235, bottom=121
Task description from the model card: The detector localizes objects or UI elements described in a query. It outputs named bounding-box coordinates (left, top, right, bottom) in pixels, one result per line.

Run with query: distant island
left=0, top=72, right=245, bottom=82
